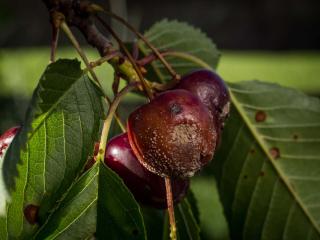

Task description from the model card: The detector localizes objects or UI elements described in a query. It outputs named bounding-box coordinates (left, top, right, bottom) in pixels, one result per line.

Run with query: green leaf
left=213, top=81, right=320, bottom=239
left=141, top=190, right=200, bottom=240
left=34, top=162, right=146, bottom=240
left=162, top=197, right=200, bottom=240
left=34, top=162, right=99, bottom=239
left=185, top=190, right=200, bottom=225
left=141, top=207, right=164, bottom=240
left=191, top=177, right=230, bottom=240
left=0, top=59, right=104, bottom=238
left=139, top=19, right=220, bottom=83
left=96, top=162, right=146, bottom=239
left=175, top=198, right=200, bottom=240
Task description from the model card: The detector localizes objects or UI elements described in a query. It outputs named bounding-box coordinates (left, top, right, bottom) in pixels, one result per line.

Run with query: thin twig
left=96, top=15, right=154, bottom=100
left=61, top=22, right=101, bottom=86
left=137, top=51, right=212, bottom=70
left=84, top=51, right=120, bottom=73
left=60, top=21, right=126, bottom=132
left=50, top=25, right=59, bottom=63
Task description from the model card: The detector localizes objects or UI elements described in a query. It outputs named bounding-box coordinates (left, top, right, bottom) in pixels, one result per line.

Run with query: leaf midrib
left=229, top=90, right=320, bottom=235
left=28, top=73, right=86, bottom=141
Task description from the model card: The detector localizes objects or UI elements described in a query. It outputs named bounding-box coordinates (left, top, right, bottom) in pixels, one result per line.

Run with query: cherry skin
left=127, top=89, right=218, bottom=178
left=174, top=69, right=230, bottom=123
left=0, top=126, right=20, bottom=158
left=105, top=133, right=189, bottom=209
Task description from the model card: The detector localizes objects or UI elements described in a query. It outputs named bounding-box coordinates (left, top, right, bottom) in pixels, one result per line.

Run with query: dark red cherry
left=127, top=89, right=218, bottom=178
left=105, top=133, right=189, bottom=209
left=0, top=126, right=20, bottom=158
left=174, top=69, right=230, bottom=123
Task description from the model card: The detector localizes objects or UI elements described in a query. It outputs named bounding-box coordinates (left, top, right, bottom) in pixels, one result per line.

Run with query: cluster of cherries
left=104, top=69, right=230, bottom=208
left=0, top=69, right=230, bottom=209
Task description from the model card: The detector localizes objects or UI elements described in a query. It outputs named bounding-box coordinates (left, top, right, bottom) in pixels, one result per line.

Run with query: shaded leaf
left=35, top=162, right=146, bottom=240
left=162, top=197, right=200, bottom=240
left=214, top=81, right=320, bottom=239
left=34, top=163, right=99, bottom=239
left=141, top=207, right=164, bottom=240
left=0, top=59, right=104, bottom=238
left=96, top=162, right=146, bottom=239
left=185, top=190, right=200, bottom=225
left=175, top=198, right=200, bottom=240
left=139, top=19, right=220, bottom=83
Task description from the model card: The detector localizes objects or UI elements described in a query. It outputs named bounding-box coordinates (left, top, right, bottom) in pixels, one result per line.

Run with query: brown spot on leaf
left=293, top=134, right=299, bottom=141
left=243, top=175, right=248, bottom=180
left=24, top=204, right=39, bottom=225
left=255, top=111, right=267, bottom=122
left=260, top=171, right=265, bottom=177
left=270, top=147, right=280, bottom=159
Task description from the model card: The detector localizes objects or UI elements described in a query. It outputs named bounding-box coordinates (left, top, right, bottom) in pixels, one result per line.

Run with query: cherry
left=0, top=126, right=20, bottom=158
left=105, top=133, right=189, bottom=209
left=173, top=69, right=230, bottom=123
left=127, top=89, right=218, bottom=178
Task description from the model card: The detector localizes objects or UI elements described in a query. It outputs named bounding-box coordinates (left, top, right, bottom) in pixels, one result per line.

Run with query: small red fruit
left=174, top=69, right=230, bottom=123
left=0, top=126, right=20, bottom=158
left=105, top=133, right=189, bottom=208
left=127, top=89, right=218, bottom=178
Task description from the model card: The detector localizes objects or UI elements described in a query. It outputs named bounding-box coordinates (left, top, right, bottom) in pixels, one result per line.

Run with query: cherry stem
left=97, top=10, right=180, bottom=81
left=84, top=50, right=120, bottom=72
left=96, top=15, right=154, bottom=100
left=96, top=82, right=138, bottom=163
left=138, top=51, right=212, bottom=71
left=61, top=22, right=101, bottom=86
left=50, top=25, right=59, bottom=63
left=165, top=177, right=177, bottom=240
left=60, top=21, right=126, bottom=132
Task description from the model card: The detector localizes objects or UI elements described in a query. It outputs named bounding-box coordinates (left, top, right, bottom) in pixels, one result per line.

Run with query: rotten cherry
left=127, top=89, right=219, bottom=178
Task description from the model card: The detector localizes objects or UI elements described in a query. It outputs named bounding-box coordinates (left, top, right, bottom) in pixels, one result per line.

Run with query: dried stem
left=165, top=177, right=177, bottom=240
left=137, top=51, right=212, bottom=70
left=50, top=25, right=59, bottom=63
left=84, top=51, right=120, bottom=72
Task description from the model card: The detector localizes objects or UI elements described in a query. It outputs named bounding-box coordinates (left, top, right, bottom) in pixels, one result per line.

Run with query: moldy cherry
left=127, top=89, right=218, bottom=178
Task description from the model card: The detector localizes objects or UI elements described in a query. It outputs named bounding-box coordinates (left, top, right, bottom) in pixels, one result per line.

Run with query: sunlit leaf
left=0, top=59, right=104, bottom=238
